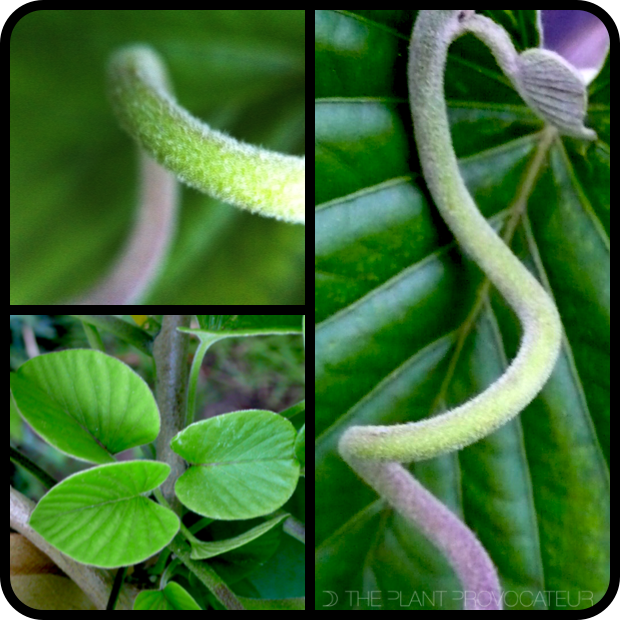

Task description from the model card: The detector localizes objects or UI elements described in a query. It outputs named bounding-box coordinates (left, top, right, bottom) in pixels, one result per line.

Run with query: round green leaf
left=171, top=410, right=300, bottom=520
left=10, top=349, right=160, bottom=463
left=29, top=461, right=179, bottom=568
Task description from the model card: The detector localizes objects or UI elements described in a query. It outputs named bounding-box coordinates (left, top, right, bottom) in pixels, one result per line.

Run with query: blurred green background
left=10, top=10, right=305, bottom=304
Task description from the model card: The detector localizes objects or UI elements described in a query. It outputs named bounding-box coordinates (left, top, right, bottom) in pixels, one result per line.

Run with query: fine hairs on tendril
left=108, top=45, right=305, bottom=224
left=338, top=10, right=595, bottom=611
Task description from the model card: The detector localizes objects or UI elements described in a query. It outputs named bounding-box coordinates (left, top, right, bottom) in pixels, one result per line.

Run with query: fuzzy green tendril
left=339, top=10, right=595, bottom=611
left=108, top=45, right=305, bottom=224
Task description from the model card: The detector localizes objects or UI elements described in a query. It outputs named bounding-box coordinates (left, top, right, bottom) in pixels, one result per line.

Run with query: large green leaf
left=29, top=461, right=179, bottom=568
left=10, top=349, right=160, bottom=464
left=171, top=410, right=300, bottom=519
left=316, top=10, right=609, bottom=611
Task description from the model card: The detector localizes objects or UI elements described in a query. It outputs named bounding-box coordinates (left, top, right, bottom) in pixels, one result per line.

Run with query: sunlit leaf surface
left=30, top=461, right=179, bottom=568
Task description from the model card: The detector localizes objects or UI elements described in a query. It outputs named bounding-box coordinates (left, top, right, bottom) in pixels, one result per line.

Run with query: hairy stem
left=336, top=10, right=592, bottom=610
left=154, top=314, right=192, bottom=514
left=109, top=45, right=305, bottom=223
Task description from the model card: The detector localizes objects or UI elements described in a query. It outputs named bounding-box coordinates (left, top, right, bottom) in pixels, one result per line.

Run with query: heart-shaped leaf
left=10, top=349, right=160, bottom=464
left=29, top=461, right=179, bottom=568
left=171, top=410, right=300, bottom=520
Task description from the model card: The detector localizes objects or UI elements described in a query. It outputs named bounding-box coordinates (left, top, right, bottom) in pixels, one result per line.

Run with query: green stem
left=81, top=322, right=106, bottom=351
left=10, top=445, right=57, bottom=490
left=340, top=8, right=563, bottom=465
left=167, top=535, right=246, bottom=610
left=279, top=399, right=305, bottom=420
left=109, top=45, right=305, bottom=224
left=185, top=336, right=219, bottom=426
left=153, top=489, right=245, bottom=610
